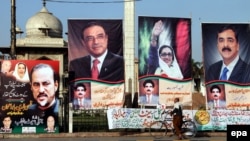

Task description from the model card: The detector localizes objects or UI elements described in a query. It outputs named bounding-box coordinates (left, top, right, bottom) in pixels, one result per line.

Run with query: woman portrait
left=12, top=62, right=30, bottom=83
left=155, top=45, right=183, bottom=79
left=146, top=19, right=184, bottom=80
left=44, top=116, right=56, bottom=133
left=139, top=17, right=191, bottom=79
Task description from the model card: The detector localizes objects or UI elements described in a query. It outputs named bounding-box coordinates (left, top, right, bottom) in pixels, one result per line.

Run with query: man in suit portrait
left=207, top=85, right=226, bottom=109
left=69, top=21, right=124, bottom=82
left=139, top=79, right=159, bottom=105
left=27, top=63, right=59, bottom=125
left=205, top=24, right=250, bottom=83
left=73, top=83, right=91, bottom=109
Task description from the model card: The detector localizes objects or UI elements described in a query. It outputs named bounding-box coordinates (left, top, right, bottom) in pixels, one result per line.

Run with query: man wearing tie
left=69, top=21, right=124, bottom=82
left=139, top=79, right=159, bottom=105
left=207, top=85, right=226, bottom=109
left=205, top=24, right=250, bottom=83
left=73, top=83, right=91, bottom=109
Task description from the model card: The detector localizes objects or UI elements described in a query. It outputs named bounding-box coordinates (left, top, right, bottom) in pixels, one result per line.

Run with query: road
left=1, top=136, right=226, bottom=141
left=1, top=131, right=227, bottom=141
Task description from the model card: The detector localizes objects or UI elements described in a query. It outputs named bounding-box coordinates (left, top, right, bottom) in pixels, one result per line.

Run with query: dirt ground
left=192, top=92, right=206, bottom=110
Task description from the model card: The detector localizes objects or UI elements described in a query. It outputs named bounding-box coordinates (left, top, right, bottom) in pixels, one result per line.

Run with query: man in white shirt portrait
left=73, top=83, right=91, bottom=109
left=139, top=79, right=159, bottom=105
left=207, top=85, right=226, bottom=109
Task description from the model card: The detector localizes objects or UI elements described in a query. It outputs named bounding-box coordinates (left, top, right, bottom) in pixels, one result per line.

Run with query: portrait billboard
left=202, top=23, right=250, bottom=110
left=68, top=19, right=125, bottom=109
left=138, top=16, right=192, bottom=107
left=0, top=60, right=59, bottom=133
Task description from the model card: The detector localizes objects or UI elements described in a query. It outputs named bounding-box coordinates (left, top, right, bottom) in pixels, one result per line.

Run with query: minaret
left=124, top=0, right=135, bottom=100
left=43, top=0, right=46, bottom=6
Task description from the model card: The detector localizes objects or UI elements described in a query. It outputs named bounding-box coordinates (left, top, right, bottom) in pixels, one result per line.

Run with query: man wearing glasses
left=69, top=21, right=124, bottom=82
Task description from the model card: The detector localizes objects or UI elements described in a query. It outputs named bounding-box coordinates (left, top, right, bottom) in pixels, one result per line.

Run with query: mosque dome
left=26, top=6, right=63, bottom=38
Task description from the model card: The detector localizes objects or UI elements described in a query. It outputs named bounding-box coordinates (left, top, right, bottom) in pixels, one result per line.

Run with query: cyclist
left=170, top=97, right=183, bottom=140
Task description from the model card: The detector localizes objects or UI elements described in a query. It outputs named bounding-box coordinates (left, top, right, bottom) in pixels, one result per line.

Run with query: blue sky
left=1, top=0, right=250, bottom=62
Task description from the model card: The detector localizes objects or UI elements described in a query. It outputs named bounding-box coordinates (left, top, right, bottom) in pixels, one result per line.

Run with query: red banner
left=0, top=60, right=59, bottom=133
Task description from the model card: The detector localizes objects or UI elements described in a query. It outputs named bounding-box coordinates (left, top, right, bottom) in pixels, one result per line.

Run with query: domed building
left=16, top=3, right=67, bottom=48
left=15, top=2, right=68, bottom=102
left=13, top=2, right=69, bottom=132
left=25, top=6, right=62, bottom=38
left=16, top=3, right=68, bottom=67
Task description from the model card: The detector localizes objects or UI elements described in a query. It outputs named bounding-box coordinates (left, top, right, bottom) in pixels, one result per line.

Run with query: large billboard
left=202, top=23, right=250, bottom=110
left=0, top=60, right=59, bottom=133
left=138, top=16, right=192, bottom=107
left=68, top=19, right=125, bottom=109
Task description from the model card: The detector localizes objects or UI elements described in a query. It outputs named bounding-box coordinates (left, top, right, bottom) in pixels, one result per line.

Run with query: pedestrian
left=170, top=97, right=183, bottom=140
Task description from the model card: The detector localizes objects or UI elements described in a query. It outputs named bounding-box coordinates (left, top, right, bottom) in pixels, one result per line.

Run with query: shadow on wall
left=132, top=92, right=139, bottom=108
left=124, top=92, right=133, bottom=108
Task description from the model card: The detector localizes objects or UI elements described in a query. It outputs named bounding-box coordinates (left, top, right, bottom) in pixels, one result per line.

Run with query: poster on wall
left=202, top=23, right=250, bottom=110
left=107, top=108, right=250, bottom=131
left=138, top=16, right=192, bottom=107
left=68, top=19, right=125, bottom=109
left=0, top=60, right=59, bottom=133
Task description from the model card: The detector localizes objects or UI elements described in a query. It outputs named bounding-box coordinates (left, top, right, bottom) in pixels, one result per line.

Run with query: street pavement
left=1, top=131, right=227, bottom=141
left=0, top=136, right=226, bottom=141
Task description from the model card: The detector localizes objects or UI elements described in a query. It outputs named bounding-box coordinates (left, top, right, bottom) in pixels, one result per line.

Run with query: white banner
left=107, top=108, right=250, bottom=131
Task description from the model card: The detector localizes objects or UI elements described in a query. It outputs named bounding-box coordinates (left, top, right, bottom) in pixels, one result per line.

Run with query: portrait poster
left=68, top=19, right=125, bottom=109
left=138, top=16, right=192, bottom=107
left=0, top=60, right=59, bottom=133
left=202, top=23, right=250, bottom=110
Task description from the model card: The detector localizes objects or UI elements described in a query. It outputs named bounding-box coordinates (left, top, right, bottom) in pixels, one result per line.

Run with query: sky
left=1, top=0, right=250, bottom=62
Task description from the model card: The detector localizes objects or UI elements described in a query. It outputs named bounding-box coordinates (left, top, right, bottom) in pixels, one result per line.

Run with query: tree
left=192, top=59, right=203, bottom=92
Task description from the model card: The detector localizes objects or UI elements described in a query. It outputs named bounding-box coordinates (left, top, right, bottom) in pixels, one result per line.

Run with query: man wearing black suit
left=206, top=24, right=250, bottom=83
left=69, top=22, right=124, bottom=82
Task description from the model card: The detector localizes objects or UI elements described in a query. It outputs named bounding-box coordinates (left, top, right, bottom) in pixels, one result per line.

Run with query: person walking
left=170, top=97, right=183, bottom=140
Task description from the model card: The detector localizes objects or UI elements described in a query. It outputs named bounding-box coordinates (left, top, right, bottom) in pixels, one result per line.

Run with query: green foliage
left=138, top=21, right=152, bottom=74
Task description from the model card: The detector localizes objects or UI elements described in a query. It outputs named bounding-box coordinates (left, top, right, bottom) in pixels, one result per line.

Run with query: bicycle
left=149, top=110, right=197, bottom=139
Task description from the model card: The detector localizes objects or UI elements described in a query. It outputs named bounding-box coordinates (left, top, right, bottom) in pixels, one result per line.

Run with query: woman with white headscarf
left=147, top=20, right=183, bottom=79
left=12, top=62, right=30, bottom=83
left=155, top=45, right=183, bottom=79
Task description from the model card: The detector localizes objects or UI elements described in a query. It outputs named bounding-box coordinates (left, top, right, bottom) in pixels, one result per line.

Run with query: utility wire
left=46, top=0, right=142, bottom=4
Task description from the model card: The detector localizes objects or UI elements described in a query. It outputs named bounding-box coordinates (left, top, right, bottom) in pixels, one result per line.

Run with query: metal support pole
left=10, top=0, right=16, bottom=59
left=69, top=103, right=73, bottom=133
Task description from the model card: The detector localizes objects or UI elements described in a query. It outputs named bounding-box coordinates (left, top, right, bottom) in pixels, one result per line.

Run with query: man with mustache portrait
left=69, top=21, right=124, bottom=82
left=27, top=63, right=59, bottom=125
left=72, top=83, right=91, bottom=109
left=205, top=24, right=250, bottom=83
left=207, top=85, right=226, bottom=109
left=139, top=79, right=159, bottom=105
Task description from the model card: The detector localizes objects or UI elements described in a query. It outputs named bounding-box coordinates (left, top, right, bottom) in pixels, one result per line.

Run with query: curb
left=1, top=132, right=226, bottom=139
